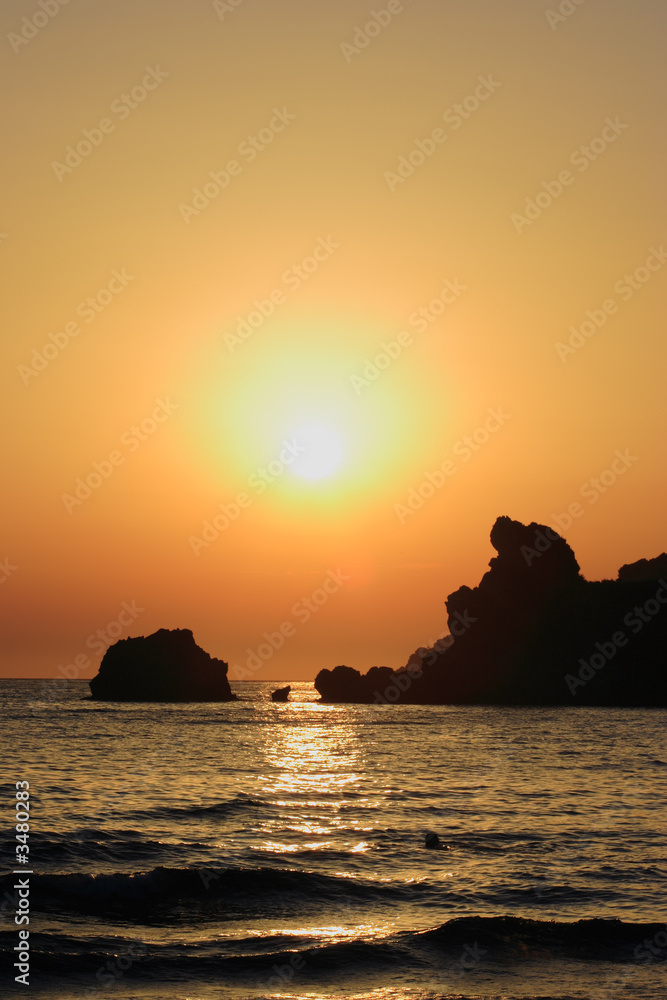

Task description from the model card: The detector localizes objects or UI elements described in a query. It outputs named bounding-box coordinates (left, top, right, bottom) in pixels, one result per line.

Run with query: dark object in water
left=425, top=832, right=449, bottom=850
left=271, top=685, right=291, bottom=702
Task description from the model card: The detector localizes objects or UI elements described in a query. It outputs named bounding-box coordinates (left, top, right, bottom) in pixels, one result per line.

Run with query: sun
left=288, top=422, right=344, bottom=481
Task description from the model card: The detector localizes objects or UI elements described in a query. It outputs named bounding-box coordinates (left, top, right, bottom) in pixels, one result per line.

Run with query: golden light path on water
left=260, top=705, right=377, bottom=850
left=247, top=703, right=432, bottom=945
left=260, top=705, right=371, bottom=944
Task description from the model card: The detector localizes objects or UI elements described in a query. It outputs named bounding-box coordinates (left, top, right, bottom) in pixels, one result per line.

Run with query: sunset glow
left=4, top=5, right=667, bottom=999
left=1, top=0, right=665, bottom=683
left=289, top=423, right=344, bottom=481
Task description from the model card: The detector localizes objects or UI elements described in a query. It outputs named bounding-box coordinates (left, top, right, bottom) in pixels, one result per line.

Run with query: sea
left=1, top=678, right=666, bottom=1000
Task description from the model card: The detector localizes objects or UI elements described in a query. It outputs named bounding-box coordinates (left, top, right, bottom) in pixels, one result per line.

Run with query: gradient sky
left=2, top=0, right=665, bottom=681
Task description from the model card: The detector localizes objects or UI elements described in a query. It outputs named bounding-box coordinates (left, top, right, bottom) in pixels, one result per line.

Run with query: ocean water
left=1, top=678, right=666, bottom=1000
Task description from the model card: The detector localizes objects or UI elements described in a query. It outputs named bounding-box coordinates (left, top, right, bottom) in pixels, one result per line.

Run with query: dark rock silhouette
left=271, top=685, right=291, bottom=702
left=89, top=628, right=236, bottom=702
left=314, top=664, right=420, bottom=704
left=315, top=516, right=667, bottom=707
left=618, top=553, right=667, bottom=582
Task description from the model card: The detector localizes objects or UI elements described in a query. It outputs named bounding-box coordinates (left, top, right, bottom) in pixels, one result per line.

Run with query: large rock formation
left=618, top=553, right=667, bottom=582
left=315, top=517, right=667, bottom=706
left=89, top=628, right=236, bottom=701
left=314, top=665, right=408, bottom=704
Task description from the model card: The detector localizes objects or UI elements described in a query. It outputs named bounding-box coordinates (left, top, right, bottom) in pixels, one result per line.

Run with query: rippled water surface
left=1, top=679, right=666, bottom=999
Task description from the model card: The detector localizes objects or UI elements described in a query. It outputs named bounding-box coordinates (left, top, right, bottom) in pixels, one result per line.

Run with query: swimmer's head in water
left=424, top=832, right=441, bottom=849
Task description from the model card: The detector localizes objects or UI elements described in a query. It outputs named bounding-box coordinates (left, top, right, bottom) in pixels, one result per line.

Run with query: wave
left=25, top=864, right=639, bottom=923
left=418, top=914, right=667, bottom=958
left=0, top=830, right=215, bottom=871
left=126, top=790, right=372, bottom=821
left=33, top=865, right=391, bottom=911
left=162, top=795, right=264, bottom=818
left=3, top=915, right=665, bottom=981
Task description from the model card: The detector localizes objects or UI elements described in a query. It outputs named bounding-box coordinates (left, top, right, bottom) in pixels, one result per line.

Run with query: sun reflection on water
left=253, top=705, right=380, bottom=857
left=261, top=711, right=362, bottom=794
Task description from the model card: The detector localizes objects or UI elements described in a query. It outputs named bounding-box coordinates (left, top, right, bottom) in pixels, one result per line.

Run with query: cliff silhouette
left=618, top=552, right=667, bottom=582
left=315, top=516, right=667, bottom=706
left=89, top=628, right=236, bottom=701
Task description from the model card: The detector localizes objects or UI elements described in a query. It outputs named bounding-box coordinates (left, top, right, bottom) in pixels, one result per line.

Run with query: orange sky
left=1, top=0, right=666, bottom=680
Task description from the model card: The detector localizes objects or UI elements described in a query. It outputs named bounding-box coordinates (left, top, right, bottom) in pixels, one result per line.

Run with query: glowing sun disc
left=289, top=423, right=344, bottom=481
